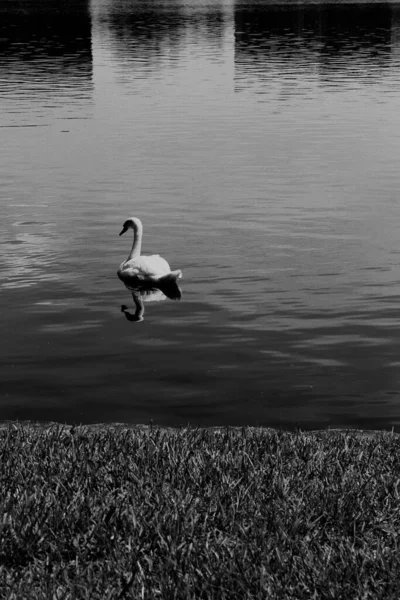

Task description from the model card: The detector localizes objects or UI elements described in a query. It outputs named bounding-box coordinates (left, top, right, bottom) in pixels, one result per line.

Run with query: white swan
left=117, top=217, right=182, bottom=286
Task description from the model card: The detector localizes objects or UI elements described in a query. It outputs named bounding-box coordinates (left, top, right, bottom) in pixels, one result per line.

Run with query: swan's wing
left=119, top=255, right=171, bottom=280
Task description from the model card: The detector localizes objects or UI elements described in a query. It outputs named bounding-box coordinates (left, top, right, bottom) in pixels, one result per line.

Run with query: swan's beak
left=119, top=227, right=127, bottom=236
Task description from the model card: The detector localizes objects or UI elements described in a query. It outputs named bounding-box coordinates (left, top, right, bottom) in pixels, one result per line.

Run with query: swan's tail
left=158, top=270, right=183, bottom=301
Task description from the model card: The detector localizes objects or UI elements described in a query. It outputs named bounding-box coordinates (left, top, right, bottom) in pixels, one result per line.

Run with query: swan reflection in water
left=120, top=279, right=182, bottom=323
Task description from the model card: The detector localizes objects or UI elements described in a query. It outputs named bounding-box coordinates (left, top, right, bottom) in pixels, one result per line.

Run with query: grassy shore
left=0, top=424, right=399, bottom=599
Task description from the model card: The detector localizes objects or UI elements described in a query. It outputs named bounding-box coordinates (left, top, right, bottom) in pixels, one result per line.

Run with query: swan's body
left=119, top=254, right=173, bottom=281
left=117, top=217, right=182, bottom=289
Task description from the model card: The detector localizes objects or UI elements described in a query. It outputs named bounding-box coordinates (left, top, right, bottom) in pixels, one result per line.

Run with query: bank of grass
left=0, top=425, right=399, bottom=599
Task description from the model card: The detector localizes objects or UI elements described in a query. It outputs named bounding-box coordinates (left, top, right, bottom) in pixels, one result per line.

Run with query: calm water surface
left=2, top=0, right=400, bottom=429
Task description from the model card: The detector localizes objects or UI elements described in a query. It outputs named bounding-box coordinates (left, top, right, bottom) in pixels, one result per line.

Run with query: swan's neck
left=127, top=221, right=143, bottom=260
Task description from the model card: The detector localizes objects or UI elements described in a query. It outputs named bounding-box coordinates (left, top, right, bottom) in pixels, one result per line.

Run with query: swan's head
left=119, top=217, right=142, bottom=236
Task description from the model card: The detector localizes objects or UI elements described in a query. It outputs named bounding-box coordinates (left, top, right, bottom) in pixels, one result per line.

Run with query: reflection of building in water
left=390, top=5, right=400, bottom=60
left=91, top=0, right=228, bottom=74
left=234, top=2, right=398, bottom=95
left=0, top=0, right=92, bottom=123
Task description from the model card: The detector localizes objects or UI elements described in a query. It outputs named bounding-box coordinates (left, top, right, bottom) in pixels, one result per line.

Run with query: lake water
left=2, top=0, right=400, bottom=430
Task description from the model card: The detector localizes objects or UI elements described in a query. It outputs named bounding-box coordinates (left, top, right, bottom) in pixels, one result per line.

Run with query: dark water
left=2, top=0, right=400, bottom=429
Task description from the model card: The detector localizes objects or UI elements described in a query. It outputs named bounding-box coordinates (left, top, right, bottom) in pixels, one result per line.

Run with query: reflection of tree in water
left=0, top=0, right=92, bottom=97
left=93, top=0, right=226, bottom=73
left=234, top=2, right=398, bottom=92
